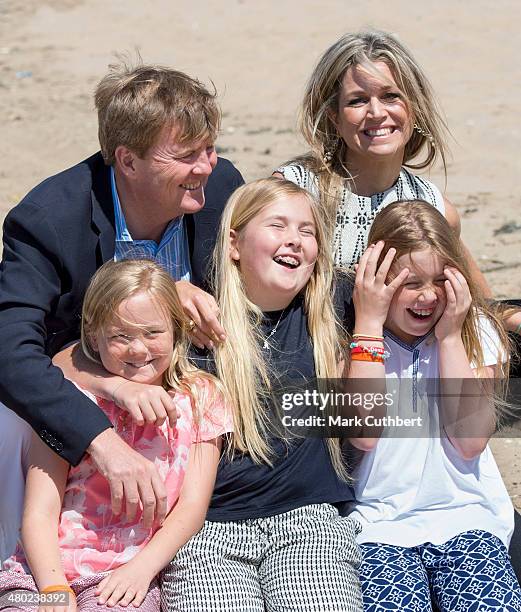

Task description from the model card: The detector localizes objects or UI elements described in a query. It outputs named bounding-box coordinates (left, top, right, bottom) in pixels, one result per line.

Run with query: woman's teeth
left=364, top=127, right=393, bottom=136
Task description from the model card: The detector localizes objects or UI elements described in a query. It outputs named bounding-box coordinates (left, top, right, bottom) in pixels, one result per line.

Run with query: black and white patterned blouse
left=276, top=164, right=445, bottom=268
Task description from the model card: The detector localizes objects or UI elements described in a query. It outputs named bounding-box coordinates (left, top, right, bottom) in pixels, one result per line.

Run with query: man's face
left=132, top=124, right=217, bottom=218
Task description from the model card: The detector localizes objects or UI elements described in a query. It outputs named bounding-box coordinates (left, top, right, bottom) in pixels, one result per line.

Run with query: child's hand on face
left=353, top=241, right=409, bottom=334
left=112, top=381, right=181, bottom=428
left=434, top=267, right=472, bottom=343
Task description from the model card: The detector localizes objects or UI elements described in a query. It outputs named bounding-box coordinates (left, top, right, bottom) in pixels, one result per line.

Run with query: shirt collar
left=111, top=166, right=183, bottom=244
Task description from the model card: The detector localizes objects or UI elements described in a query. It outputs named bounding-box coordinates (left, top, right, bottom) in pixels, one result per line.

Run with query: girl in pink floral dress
left=0, top=259, right=232, bottom=612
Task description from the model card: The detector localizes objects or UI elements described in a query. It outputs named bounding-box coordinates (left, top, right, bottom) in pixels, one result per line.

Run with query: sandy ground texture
left=1, top=0, right=520, bottom=506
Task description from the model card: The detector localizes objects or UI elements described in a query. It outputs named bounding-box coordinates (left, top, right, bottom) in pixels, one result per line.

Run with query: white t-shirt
left=350, top=316, right=514, bottom=548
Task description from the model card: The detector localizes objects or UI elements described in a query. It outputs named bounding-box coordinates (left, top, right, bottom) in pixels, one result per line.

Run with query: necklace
left=262, top=308, right=286, bottom=350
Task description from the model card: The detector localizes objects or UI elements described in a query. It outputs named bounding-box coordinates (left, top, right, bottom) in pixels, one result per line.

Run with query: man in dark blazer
left=0, top=62, right=243, bottom=527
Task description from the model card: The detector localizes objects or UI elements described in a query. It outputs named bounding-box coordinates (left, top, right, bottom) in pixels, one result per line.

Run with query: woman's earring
left=323, top=136, right=340, bottom=165
left=413, top=123, right=435, bottom=147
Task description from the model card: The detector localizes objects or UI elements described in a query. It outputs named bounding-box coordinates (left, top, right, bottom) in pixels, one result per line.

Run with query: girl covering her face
left=0, top=259, right=232, bottom=612
left=348, top=200, right=521, bottom=612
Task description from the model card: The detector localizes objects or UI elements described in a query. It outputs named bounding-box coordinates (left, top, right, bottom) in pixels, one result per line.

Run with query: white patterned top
left=276, top=164, right=445, bottom=268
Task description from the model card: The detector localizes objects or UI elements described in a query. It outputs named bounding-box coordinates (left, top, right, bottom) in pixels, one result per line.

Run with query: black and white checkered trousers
left=160, top=503, right=363, bottom=611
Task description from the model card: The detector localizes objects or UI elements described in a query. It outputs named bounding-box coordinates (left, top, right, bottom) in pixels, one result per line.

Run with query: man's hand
left=176, top=280, right=226, bottom=349
left=87, top=429, right=167, bottom=529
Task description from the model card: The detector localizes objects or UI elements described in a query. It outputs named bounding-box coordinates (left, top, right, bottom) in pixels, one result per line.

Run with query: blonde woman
left=160, top=177, right=363, bottom=612
left=275, top=29, right=488, bottom=292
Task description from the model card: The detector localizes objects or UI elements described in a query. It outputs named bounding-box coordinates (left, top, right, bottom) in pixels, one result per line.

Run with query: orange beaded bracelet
left=351, top=352, right=385, bottom=364
left=40, top=585, right=75, bottom=595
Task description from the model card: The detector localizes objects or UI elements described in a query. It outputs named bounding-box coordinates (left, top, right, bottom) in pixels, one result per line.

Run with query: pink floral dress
left=3, top=379, right=232, bottom=582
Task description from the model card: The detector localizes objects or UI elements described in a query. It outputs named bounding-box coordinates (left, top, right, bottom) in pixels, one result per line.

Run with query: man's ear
left=114, top=145, right=137, bottom=178
left=229, top=229, right=240, bottom=261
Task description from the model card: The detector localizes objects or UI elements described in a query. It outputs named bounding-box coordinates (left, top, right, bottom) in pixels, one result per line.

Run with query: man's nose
left=192, top=148, right=214, bottom=175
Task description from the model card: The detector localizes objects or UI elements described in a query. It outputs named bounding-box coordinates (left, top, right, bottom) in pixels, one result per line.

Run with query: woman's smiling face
left=333, top=60, right=413, bottom=167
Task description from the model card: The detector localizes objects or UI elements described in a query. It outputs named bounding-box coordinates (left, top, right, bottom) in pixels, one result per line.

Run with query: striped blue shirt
left=111, top=167, right=191, bottom=281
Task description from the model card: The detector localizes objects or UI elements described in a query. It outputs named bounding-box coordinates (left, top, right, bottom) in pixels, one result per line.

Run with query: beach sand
left=1, top=0, right=520, bottom=506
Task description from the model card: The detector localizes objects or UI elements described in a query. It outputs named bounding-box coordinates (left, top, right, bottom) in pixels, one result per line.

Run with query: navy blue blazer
left=0, top=152, right=244, bottom=464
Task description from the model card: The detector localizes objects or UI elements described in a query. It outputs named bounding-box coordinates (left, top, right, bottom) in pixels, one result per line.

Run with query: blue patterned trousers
left=359, top=530, right=521, bottom=611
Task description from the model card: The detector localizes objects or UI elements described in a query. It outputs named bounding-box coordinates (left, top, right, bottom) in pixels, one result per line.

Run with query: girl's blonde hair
left=367, top=200, right=510, bottom=377
left=212, top=177, right=348, bottom=478
left=81, top=258, right=219, bottom=419
left=291, top=29, right=449, bottom=238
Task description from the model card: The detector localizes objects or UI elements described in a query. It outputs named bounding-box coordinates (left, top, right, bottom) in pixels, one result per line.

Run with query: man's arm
left=0, top=199, right=111, bottom=465
left=0, top=197, right=169, bottom=524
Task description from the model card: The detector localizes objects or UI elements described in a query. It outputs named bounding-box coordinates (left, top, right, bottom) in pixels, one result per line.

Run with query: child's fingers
left=97, top=579, right=115, bottom=604
left=146, top=394, right=171, bottom=427
left=121, top=401, right=145, bottom=427
left=447, top=267, right=470, bottom=299
left=117, top=588, right=136, bottom=607
left=363, top=241, right=384, bottom=280
left=106, top=584, right=127, bottom=608
left=444, top=268, right=467, bottom=306
left=387, top=267, right=409, bottom=292
left=136, top=401, right=160, bottom=426
left=131, top=590, right=147, bottom=607
left=444, top=278, right=457, bottom=306
left=95, top=576, right=110, bottom=595
left=355, top=244, right=374, bottom=281
left=375, top=247, right=397, bottom=283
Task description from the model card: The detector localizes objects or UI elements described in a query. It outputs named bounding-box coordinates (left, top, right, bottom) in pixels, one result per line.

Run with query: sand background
left=1, top=0, right=520, bottom=506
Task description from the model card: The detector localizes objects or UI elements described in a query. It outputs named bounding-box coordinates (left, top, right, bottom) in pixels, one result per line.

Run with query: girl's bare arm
left=21, top=433, right=70, bottom=589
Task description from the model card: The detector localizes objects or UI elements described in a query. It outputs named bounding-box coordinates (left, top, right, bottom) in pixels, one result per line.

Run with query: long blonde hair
left=212, top=177, right=348, bottom=478
left=81, top=258, right=220, bottom=419
left=291, top=29, right=449, bottom=238
left=368, top=200, right=510, bottom=376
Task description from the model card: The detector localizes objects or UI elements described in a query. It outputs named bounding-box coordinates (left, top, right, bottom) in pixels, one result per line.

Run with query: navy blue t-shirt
left=191, top=276, right=355, bottom=521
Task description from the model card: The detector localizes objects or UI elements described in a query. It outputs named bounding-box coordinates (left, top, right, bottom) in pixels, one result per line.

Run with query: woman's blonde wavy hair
left=368, top=200, right=511, bottom=380
left=212, top=177, right=348, bottom=478
left=81, top=258, right=220, bottom=422
left=290, top=29, right=450, bottom=239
